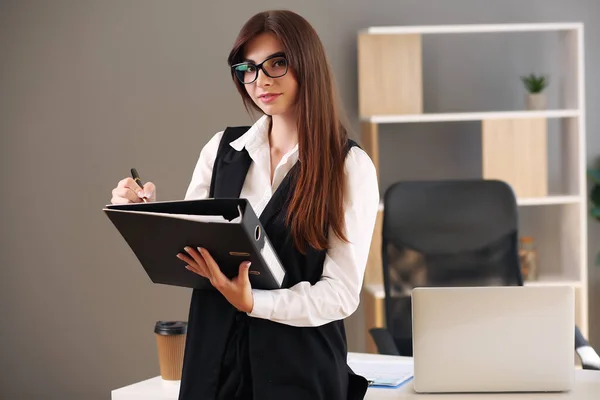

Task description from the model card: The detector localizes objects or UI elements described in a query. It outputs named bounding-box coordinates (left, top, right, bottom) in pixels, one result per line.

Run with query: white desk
left=112, top=352, right=600, bottom=400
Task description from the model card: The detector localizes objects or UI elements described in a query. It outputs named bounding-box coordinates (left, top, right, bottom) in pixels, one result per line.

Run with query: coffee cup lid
left=154, top=321, right=187, bottom=335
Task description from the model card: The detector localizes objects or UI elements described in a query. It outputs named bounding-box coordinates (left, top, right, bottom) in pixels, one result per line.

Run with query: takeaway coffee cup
left=154, top=321, right=187, bottom=381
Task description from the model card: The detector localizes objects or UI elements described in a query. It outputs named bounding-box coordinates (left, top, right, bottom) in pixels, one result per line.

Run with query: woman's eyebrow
left=243, top=51, right=286, bottom=63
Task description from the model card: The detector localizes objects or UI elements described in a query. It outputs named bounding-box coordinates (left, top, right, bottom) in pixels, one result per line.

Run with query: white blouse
left=185, top=115, right=380, bottom=327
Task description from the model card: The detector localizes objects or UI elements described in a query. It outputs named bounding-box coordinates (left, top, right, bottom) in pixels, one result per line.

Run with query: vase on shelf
left=526, top=93, right=546, bottom=110
left=521, top=73, right=548, bottom=110
left=519, top=236, right=538, bottom=281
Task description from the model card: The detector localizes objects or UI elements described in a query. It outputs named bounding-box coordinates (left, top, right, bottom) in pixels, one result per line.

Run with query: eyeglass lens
left=234, top=56, right=288, bottom=84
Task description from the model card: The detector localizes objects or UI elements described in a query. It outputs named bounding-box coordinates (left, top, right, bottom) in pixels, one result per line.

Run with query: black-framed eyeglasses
left=231, top=53, right=289, bottom=84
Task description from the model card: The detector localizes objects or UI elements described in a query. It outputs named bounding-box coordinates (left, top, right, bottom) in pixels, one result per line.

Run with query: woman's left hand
left=176, top=247, right=254, bottom=313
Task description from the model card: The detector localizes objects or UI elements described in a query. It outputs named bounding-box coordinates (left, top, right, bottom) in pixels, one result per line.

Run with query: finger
left=118, top=177, right=141, bottom=191
left=184, top=246, right=206, bottom=266
left=142, top=182, right=157, bottom=201
left=110, top=195, right=133, bottom=205
left=198, top=247, right=228, bottom=287
left=177, top=252, right=209, bottom=277
left=112, top=186, right=142, bottom=203
left=185, top=263, right=209, bottom=278
left=115, top=178, right=143, bottom=202
left=238, top=261, right=251, bottom=284
left=182, top=247, right=210, bottom=276
left=120, top=177, right=146, bottom=200
left=176, top=252, right=197, bottom=267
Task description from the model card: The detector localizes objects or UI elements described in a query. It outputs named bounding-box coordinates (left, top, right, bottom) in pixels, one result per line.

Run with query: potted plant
left=521, top=73, right=549, bottom=110
left=588, top=168, right=600, bottom=265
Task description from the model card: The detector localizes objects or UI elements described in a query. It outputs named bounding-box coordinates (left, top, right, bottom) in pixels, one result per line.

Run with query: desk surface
left=112, top=353, right=600, bottom=400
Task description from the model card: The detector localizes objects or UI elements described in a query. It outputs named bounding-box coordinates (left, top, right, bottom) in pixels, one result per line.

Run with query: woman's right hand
left=110, top=177, right=157, bottom=204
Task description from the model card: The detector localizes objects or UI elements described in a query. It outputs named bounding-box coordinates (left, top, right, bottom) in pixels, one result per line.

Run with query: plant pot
left=526, top=93, right=546, bottom=110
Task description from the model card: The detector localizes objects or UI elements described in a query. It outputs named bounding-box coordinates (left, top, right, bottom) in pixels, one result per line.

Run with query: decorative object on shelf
left=587, top=167, right=600, bottom=265
left=519, top=236, right=538, bottom=280
left=521, top=73, right=549, bottom=110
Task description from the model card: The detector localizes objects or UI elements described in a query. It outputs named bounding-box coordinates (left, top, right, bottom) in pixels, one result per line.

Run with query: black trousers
left=216, top=312, right=253, bottom=399
left=215, top=312, right=369, bottom=400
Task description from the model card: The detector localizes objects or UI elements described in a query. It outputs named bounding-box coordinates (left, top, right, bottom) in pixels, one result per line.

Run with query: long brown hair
left=228, top=10, right=349, bottom=252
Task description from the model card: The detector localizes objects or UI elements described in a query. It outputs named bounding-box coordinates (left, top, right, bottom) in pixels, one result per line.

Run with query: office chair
left=369, top=179, right=600, bottom=370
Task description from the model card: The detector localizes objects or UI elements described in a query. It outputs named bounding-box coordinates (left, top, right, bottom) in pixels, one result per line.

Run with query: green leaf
left=521, top=73, right=548, bottom=93
left=588, top=169, right=600, bottom=183
left=591, top=186, right=600, bottom=206
left=591, top=207, right=600, bottom=219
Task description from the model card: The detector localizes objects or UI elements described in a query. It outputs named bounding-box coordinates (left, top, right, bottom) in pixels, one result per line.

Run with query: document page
left=106, top=209, right=242, bottom=224
left=348, top=355, right=414, bottom=388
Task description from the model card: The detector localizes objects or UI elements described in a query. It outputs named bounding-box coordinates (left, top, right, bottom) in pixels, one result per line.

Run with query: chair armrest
left=369, top=328, right=400, bottom=356
left=577, top=346, right=600, bottom=370
left=575, top=325, right=588, bottom=349
left=575, top=326, right=600, bottom=370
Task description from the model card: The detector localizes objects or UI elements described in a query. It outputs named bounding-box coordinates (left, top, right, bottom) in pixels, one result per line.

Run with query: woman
left=111, top=10, right=379, bottom=400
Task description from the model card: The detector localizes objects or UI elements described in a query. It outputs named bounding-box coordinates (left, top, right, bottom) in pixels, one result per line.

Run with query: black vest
left=178, top=126, right=369, bottom=400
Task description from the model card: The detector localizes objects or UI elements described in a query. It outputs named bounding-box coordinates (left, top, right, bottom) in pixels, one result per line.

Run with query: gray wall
left=1, top=1, right=599, bottom=399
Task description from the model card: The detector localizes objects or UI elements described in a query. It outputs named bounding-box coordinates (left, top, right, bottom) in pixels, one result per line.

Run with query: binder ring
left=254, top=225, right=261, bottom=241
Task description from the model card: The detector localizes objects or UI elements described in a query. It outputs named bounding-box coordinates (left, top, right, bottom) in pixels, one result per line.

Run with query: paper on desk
left=348, top=356, right=414, bottom=388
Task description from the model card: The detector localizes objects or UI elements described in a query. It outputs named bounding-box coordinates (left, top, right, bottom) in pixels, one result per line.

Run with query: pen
left=130, top=168, right=148, bottom=202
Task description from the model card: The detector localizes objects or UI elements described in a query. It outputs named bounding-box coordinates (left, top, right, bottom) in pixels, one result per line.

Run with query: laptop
left=411, top=286, right=575, bottom=393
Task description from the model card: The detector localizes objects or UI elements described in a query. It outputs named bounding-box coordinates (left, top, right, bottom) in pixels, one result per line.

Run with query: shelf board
left=362, top=109, right=580, bottom=124
left=377, top=195, right=581, bottom=212
left=517, top=195, right=581, bottom=206
left=361, top=23, right=582, bottom=35
left=524, top=277, right=583, bottom=288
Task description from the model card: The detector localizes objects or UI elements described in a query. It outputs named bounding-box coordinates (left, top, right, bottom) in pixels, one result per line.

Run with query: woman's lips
left=259, top=93, right=281, bottom=104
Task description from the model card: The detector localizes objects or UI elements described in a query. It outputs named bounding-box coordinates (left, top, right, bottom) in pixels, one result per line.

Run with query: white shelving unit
left=358, top=22, right=589, bottom=353
left=378, top=195, right=582, bottom=211
left=364, top=109, right=580, bottom=124
left=362, top=22, right=583, bottom=35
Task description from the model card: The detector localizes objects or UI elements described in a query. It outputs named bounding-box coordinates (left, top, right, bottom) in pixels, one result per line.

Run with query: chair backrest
left=381, top=179, right=523, bottom=355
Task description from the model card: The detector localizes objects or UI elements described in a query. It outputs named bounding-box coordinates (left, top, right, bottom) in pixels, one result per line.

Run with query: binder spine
left=240, top=201, right=285, bottom=288
left=241, top=203, right=265, bottom=253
